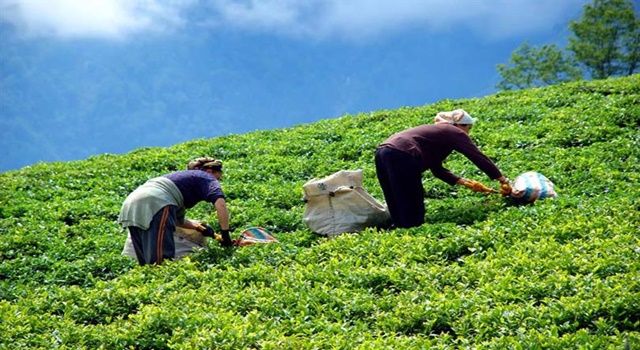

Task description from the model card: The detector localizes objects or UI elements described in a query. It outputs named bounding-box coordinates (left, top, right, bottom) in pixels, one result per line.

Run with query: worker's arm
left=456, top=178, right=495, bottom=193
left=430, top=164, right=459, bottom=185
left=454, top=133, right=513, bottom=195
left=177, top=219, right=204, bottom=231
left=453, top=133, right=502, bottom=180
left=214, top=198, right=233, bottom=246
left=214, top=198, right=229, bottom=230
left=457, top=176, right=512, bottom=196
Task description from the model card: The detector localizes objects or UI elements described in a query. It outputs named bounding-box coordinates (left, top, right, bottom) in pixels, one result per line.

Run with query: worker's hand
left=470, top=181, right=495, bottom=194
left=219, top=229, right=233, bottom=247
left=459, top=178, right=495, bottom=194
left=498, top=179, right=512, bottom=197
left=201, top=225, right=216, bottom=238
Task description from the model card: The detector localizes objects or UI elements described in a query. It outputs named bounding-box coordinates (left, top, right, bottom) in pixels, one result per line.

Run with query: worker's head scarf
left=187, top=157, right=223, bottom=172
left=433, top=109, right=476, bottom=125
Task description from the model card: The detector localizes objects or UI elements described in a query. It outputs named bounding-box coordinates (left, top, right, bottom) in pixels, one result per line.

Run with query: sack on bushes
left=510, top=171, right=558, bottom=203
left=303, top=169, right=390, bottom=236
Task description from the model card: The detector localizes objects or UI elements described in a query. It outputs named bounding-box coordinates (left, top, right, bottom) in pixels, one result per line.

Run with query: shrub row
left=1, top=75, right=638, bottom=348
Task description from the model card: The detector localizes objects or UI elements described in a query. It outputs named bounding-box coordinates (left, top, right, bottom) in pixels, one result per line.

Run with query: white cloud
left=206, top=0, right=588, bottom=40
left=0, top=0, right=587, bottom=40
left=0, top=0, right=194, bottom=39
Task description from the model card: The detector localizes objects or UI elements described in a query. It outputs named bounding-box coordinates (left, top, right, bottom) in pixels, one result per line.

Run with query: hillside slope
left=1, top=75, right=639, bottom=349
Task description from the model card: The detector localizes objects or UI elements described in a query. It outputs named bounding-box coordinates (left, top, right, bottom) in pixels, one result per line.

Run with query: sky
left=0, top=0, right=592, bottom=172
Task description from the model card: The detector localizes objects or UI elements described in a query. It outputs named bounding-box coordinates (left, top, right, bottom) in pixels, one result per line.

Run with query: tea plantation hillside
left=1, top=75, right=639, bottom=349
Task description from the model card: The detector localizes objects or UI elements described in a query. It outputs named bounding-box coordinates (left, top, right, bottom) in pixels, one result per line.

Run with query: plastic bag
left=510, top=171, right=557, bottom=203
left=234, top=227, right=278, bottom=246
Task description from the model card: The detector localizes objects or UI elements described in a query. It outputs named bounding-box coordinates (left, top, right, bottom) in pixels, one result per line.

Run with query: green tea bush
left=1, top=75, right=639, bottom=349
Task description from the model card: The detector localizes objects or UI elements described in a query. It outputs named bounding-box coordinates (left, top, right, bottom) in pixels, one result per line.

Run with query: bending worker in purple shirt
left=118, top=157, right=232, bottom=265
left=375, top=109, right=512, bottom=228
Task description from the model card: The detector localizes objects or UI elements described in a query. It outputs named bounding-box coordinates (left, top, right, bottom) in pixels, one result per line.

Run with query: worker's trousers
left=375, top=146, right=425, bottom=228
left=128, top=205, right=177, bottom=265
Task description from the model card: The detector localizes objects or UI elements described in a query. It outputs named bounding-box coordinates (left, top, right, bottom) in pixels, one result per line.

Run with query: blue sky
left=0, top=0, right=591, bottom=172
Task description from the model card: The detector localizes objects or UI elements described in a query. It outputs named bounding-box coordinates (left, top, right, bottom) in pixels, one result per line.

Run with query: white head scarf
left=433, top=109, right=476, bottom=125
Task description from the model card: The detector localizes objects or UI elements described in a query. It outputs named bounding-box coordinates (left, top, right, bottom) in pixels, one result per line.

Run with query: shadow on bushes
left=424, top=198, right=503, bottom=226
left=192, top=245, right=236, bottom=268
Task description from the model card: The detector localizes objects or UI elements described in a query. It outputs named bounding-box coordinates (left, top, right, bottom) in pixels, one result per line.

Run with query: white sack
left=303, top=169, right=390, bottom=236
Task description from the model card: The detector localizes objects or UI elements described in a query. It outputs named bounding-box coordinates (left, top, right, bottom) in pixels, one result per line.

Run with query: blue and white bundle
left=510, top=171, right=557, bottom=203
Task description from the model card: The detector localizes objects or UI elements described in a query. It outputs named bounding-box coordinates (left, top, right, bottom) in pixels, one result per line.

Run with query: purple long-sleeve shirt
left=379, top=123, right=502, bottom=185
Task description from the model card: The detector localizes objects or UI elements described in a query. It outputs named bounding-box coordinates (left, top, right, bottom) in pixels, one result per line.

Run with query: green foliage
left=1, top=75, right=639, bottom=349
left=497, top=43, right=582, bottom=90
left=568, top=0, right=640, bottom=78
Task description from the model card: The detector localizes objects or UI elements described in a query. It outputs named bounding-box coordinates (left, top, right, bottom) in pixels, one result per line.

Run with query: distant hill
left=1, top=75, right=638, bottom=349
